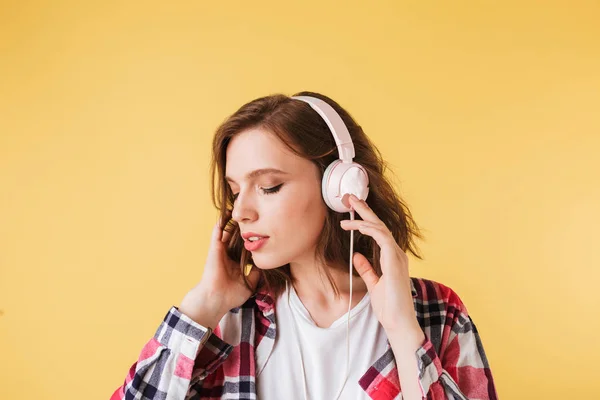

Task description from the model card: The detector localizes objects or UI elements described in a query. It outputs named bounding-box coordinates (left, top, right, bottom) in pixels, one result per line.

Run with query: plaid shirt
left=111, top=277, right=498, bottom=399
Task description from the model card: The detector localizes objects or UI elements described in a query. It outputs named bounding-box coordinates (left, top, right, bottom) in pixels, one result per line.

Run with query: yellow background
left=1, top=1, right=599, bottom=399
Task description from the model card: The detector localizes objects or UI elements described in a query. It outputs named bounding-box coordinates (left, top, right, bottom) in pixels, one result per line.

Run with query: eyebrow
left=225, top=168, right=290, bottom=184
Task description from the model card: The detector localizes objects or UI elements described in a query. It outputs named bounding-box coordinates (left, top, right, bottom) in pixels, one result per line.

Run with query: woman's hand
left=340, top=195, right=421, bottom=336
left=341, top=196, right=426, bottom=400
left=179, top=211, right=261, bottom=328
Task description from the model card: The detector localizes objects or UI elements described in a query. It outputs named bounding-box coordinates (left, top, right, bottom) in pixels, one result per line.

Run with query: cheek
left=267, top=193, right=297, bottom=220
left=276, top=186, right=324, bottom=220
left=287, top=194, right=327, bottom=235
left=267, top=190, right=324, bottom=233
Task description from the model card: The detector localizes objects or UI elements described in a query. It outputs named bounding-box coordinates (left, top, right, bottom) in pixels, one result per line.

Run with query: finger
left=217, top=211, right=232, bottom=243
left=340, top=219, right=375, bottom=231
left=218, top=210, right=232, bottom=227
left=212, top=219, right=224, bottom=245
left=347, top=194, right=381, bottom=225
left=341, top=220, right=392, bottom=244
left=347, top=222, right=396, bottom=254
left=352, top=252, right=379, bottom=291
left=222, top=226, right=232, bottom=243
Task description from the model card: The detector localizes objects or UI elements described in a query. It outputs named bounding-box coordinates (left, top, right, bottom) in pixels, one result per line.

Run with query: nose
left=231, top=191, right=258, bottom=224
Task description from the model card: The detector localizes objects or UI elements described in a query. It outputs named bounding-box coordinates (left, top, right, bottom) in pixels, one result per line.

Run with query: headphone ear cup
left=321, top=160, right=341, bottom=211
left=322, top=160, right=369, bottom=213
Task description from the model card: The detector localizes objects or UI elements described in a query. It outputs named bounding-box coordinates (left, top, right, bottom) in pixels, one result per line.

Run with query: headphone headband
left=291, top=96, right=355, bottom=163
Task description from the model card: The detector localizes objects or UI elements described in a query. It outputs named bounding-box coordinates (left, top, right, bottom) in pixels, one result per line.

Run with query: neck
left=288, top=253, right=368, bottom=312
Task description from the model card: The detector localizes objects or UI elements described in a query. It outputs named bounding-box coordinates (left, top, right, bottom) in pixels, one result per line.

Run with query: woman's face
left=225, top=128, right=328, bottom=270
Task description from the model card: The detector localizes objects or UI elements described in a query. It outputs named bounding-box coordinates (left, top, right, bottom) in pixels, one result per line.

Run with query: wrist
left=385, top=321, right=425, bottom=350
left=179, top=289, right=228, bottom=328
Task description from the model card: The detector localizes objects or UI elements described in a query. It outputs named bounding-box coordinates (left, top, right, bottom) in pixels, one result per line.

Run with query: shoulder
left=410, top=276, right=470, bottom=316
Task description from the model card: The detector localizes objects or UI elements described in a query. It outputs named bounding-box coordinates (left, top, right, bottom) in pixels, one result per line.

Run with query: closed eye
left=262, top=183, right=283, bottom=195
left=232, top=183, right=284, bottom=202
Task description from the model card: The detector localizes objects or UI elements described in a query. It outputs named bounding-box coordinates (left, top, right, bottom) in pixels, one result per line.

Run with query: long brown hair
left=209, top=91, right=424, bottom=299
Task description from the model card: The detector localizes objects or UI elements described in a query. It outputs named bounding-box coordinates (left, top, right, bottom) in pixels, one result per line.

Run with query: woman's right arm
left=109, top=303, right=231, bottom=400
left=110, top=215, right=261, bottom=400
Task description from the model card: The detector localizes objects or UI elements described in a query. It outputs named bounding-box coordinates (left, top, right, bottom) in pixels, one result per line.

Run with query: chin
left=250, top=251, right=291, bottom=271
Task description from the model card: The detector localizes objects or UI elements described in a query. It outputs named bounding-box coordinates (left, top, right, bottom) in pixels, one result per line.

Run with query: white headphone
left=291, top=96, right=370, bottom=212
left=287, top=95, right=368, bottom=399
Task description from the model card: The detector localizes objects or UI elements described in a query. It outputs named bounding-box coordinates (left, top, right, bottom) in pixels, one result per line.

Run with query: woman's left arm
left=386, top=305, right=498, bottom=400
left=341, top=195, right=497, bottom=400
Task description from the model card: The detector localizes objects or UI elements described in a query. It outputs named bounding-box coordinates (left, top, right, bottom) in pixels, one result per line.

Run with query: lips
left=244, top=237, right=269, bottom=251
left=241, top=232, right=268, bottom=240
left=241, top=232, right=270, bottom=252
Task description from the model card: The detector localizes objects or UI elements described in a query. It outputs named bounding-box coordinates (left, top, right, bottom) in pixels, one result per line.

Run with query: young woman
left=111, top=92, right=498, bottom=400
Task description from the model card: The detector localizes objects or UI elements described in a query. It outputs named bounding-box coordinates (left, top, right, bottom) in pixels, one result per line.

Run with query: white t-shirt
left=256, top=283, right=390, bottom=399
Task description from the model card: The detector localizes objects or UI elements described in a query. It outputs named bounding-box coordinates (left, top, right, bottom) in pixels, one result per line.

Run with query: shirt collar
left=254, top=278, right=418, bottom=315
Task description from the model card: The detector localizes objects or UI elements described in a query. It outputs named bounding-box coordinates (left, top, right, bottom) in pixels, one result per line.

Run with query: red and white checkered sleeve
left=110, top=306, right=233, bottom=400
left=416, top=309, right=498, bottom=399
